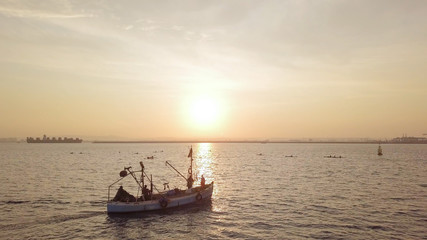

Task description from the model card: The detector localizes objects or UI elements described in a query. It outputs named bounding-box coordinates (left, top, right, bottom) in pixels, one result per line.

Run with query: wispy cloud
left=124, top=25, right=134, bottom=30
left=0, top=1, right=93, bottom=19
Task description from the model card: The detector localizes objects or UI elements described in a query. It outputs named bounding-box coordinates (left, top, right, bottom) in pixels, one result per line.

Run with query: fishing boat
left=107, top=147, right=213, bottom=213
left=378, top=144, right=383, bottom=156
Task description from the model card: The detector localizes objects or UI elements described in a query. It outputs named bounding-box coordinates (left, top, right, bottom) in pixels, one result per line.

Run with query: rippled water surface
left=0, top=143, right=426, bottom=239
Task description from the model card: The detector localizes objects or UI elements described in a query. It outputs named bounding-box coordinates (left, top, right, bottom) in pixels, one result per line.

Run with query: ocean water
left=0, top=143, right=426, bottom=239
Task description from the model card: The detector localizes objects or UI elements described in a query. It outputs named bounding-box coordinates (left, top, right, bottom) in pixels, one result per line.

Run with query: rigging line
left=165, top=161, right=187, bottom=181
left=141, top=170, right=165, bottom=197
left=166, top=163, right=182, bottom=178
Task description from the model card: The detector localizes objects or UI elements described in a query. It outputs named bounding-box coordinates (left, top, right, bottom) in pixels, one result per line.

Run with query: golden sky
left=1, top=1, right=426, bottom=140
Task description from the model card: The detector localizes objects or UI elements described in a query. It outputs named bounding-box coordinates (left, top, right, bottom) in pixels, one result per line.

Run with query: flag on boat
left=188, top=147, right=193, bottom=158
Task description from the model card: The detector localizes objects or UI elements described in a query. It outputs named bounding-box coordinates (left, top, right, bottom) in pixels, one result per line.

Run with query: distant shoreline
left=92, top=140, right=427, bottom=144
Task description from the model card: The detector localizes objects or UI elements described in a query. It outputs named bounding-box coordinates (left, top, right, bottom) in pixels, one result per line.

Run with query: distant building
left=27, top=135, right=83, bottom=143
left=391, top=135, right=427, bottom=143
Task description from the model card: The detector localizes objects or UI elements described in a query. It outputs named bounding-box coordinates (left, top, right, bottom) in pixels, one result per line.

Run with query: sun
left=188, top=96, right=221, bottom=128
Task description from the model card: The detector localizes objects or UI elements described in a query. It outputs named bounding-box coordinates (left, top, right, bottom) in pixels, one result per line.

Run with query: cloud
left=124, top=25, right=134, bottom=30
left=0, top=1, right=93, bottom=19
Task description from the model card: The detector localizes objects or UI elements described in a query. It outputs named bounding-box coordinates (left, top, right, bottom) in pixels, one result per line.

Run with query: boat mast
left=140, top=162, right=145, bottom=191
left=125, top=167, right=144, bottom=191
left=187, top=146, right=194, bottom=188
left=189, top=145, right=193, bottom=178
left=164, top=146, right=195, bottom=188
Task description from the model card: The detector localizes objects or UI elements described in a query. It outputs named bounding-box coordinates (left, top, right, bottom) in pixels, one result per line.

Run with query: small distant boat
left=324, top=155, right=344, bottom=158
left=378, top=144, right=383, bottom=156
left=107, top=147, right=213, bottom=213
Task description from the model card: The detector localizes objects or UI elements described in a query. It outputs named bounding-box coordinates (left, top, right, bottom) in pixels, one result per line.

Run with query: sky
left=1, top=0, right=426, bottom=140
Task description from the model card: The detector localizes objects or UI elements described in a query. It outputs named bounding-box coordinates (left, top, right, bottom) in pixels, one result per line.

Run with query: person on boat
left=187, top=175, right=194, bottom=189
left=201, top=175, right=205, bottom=189
left=142, top=185, right=150, bottom=200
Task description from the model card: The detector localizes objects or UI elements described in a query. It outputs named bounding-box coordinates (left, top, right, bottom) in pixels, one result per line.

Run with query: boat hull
left=107, top=183, right=213, bottom=213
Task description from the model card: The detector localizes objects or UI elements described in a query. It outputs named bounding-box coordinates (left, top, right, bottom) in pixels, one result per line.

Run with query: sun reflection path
left=194, top=143, right=227, bottom=214
left=194, top=143, right=225, bottom=213
left=194, top=143, right=214, bottom=183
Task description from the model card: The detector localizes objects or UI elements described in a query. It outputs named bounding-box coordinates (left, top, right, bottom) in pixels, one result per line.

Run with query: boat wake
left=0, top=211, right=104, bottom=231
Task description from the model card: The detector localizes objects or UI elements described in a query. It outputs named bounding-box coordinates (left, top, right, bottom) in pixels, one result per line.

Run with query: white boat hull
left=107, top=183, right=213, bottom=213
